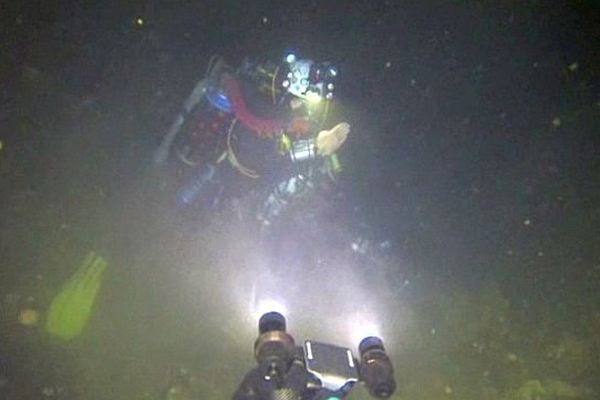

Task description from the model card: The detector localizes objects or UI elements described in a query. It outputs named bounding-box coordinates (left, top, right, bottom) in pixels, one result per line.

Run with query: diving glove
left=316, top=122, right=350, bottom=156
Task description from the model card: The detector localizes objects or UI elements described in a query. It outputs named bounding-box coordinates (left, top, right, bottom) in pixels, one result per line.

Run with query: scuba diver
left=154, top=52, right=350, bottom=229
left=233, top=312, right=396, bottom=400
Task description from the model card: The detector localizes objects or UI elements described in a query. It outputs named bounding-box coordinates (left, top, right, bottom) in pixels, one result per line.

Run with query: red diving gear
left=221, top=73, right=285, bottom=138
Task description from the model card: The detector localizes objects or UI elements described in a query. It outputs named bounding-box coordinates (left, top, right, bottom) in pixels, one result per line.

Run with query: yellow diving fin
left=45, top=251, right=108, bottom=340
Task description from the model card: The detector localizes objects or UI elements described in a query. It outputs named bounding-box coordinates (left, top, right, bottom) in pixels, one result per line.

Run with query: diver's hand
left=316, top=122, right=350, bottom=156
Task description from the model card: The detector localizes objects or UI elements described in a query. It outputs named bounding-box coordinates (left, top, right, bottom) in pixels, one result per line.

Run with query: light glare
left=252, top=298, right=287, bottom=323
left=306, top=91, right=322, bottom=103
left=347, top=313, right=382, bottom=346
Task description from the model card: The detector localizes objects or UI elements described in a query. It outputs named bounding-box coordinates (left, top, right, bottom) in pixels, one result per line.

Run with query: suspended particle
left=135, top=17, right=144, bottom=27
left=568, top=62, right=579, bottom=72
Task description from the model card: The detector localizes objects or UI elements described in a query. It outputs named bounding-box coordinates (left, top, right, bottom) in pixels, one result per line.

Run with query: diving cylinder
left=176, top=164, right=221, bottom=207
left=258, top=175, right=310, bottom=225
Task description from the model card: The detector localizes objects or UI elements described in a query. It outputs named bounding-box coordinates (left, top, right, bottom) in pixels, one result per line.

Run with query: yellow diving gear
left=278, top=133, right=292, bottom=154
left=328, top=153, right=342, bottom=174
left=45, top=251, right=107, bottom=340
left=225, top=118, right=260, bottom=179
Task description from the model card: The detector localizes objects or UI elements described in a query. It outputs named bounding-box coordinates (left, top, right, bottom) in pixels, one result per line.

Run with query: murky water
left=2, top=2, right=598, bottom=400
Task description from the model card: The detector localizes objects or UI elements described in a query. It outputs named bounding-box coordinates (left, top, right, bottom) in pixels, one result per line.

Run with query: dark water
left=1, top=2, right=599, bottom=399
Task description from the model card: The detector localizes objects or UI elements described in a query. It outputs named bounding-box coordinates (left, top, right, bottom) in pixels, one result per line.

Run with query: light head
left=358, top=337, right=396, bottom=398
left=254, top=312, right=296, bottom=385
left=281, top=53, right=338, bottom=103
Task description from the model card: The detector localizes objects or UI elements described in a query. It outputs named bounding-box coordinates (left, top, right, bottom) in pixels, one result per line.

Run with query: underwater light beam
left=346, top=311, right=383, bottom=347
left=249, top=281, right=288, bottom=324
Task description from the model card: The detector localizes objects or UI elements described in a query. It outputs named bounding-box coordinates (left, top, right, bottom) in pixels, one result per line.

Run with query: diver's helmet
left=282, top=53, right=337, bottom=104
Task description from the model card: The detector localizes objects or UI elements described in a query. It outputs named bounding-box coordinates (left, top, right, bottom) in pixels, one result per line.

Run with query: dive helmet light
left=282, top=53, right=337, bottom=102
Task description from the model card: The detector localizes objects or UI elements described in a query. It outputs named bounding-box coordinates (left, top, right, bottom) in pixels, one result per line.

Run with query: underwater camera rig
left=242, top=312, right=396, bottom=400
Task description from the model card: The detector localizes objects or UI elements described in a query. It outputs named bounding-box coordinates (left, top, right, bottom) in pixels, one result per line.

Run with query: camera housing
left=358, top=337, right=396, bottom=398
left=303, top=340, right=359, bottom=392
left=251, top=313, right=396, bottom=399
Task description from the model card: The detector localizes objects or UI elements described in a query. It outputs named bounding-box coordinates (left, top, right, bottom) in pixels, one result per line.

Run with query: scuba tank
left=176, top=164, right=223, bottom=208
left=257, top=174, right=312, bottom=226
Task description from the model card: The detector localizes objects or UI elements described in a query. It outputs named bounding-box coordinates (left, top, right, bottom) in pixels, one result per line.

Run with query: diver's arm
left=288, top=122, right=350, bottom=163
left=289, top=137, right=318, bottom=163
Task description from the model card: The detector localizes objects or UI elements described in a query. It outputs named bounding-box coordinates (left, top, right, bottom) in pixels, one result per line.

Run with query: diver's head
left=282, top=52, right=337, bottom=104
